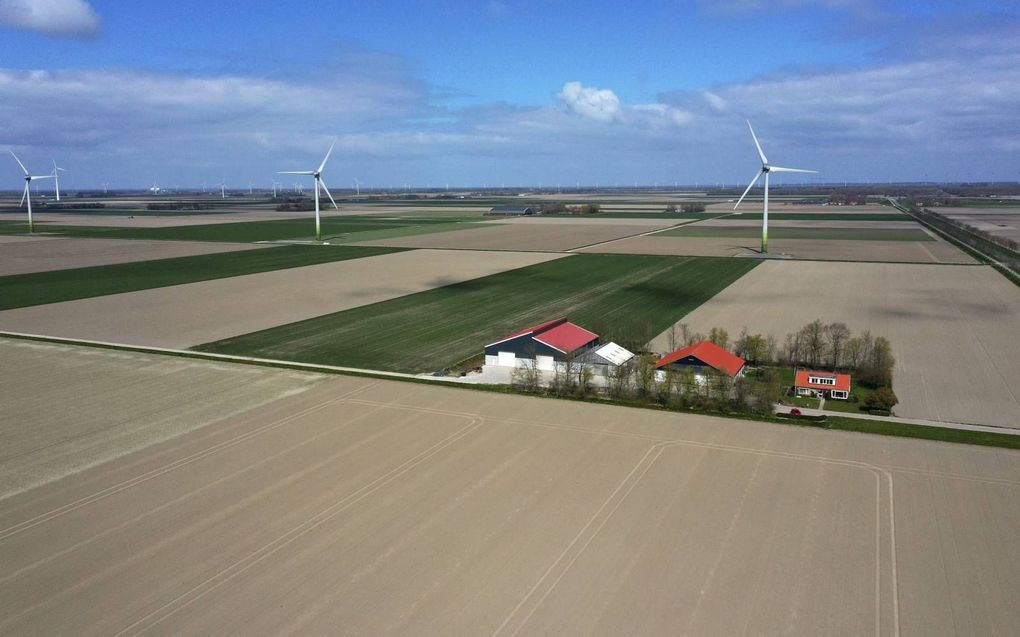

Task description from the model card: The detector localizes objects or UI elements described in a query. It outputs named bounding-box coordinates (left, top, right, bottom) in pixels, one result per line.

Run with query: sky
left=0, top=0, right=1018, bottom=189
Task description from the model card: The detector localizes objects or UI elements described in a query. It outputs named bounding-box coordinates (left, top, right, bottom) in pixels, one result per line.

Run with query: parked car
left=789, top=408, right=802, bottom=416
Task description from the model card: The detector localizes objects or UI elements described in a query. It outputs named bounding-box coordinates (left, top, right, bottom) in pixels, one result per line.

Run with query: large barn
left=655, top=341, right=746, bottom=379
left=484, top=318, right=599, bottom=371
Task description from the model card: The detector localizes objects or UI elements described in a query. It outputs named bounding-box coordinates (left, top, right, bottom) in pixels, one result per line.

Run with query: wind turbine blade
left=30, top=174, right=54, bottom=181
left=277, top=170, right=315, bottom=175
left=319, top=178, right=338, bottom=210
left=747, top=120, right=768, bottom=165
left=20, top=183, right=27, bottom=206
left=733, top=169, right=764, bottom=210
left=768, top=166, right=818, bottom=174
left=8, top=150, right=28, bottom=175
left=317, top=140, right=336, bottom=174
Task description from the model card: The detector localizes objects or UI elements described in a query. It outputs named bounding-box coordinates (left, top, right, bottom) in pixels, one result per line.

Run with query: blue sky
left=1, top=0, right=1018, bottom=188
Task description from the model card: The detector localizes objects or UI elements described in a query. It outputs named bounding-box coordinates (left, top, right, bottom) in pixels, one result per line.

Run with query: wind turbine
left=219, top=179, right=226, bottom=199
left=733, top=120, right=817, bottom=253
left=353, top=178, right=360, bottom=196
left=9, top=150, right=54, bottom=233
left=278, top=140, right=338, bottom=242
left=51, top=159, right=67, bottom=201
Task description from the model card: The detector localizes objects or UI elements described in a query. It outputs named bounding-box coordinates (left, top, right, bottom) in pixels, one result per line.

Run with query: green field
left=654, top=225, right=933, bottom=241
left=0, top=245, right=404, bottom=310
left=0, top=216, right=476, bottom=243
left=196, top=254, right=759, bottom=372
left=542, top=211, right=909, bottom=221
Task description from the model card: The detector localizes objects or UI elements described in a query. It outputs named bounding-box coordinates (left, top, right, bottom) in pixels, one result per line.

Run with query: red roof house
left=655, top=341, right=746, bottom=378
left=794, top=369, right=851, bottom=399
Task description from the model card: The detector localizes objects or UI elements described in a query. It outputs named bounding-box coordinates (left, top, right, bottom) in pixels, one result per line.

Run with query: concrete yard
left=2, top=341, right=1019, bottom=635
left=0, top=249, right=568, bottom=348
left=0, top=237, right=271, bottom=276
left=650, top=260, right=1020, bottom=428
left=353, top=222, right=677, bottom=252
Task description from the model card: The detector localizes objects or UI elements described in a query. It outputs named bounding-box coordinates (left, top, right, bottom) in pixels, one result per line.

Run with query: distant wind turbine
left=353, top=178, right=360, bottom=196
left=733, top=120, right=817, bottom=253
left=9, top=150, right=54, bottom=233
left=278, top=140, right=338, bottom=242
left=51, top=159, right=67, bottom=201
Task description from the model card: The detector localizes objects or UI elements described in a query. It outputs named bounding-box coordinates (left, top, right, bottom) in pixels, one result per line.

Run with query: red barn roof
left=486, top=317, right=598, bottom=354
left=533, top=322, right=598, bottom=354
left=655, top=341, right=746, bottom=377
left=795, top=369, right=851, bottom=392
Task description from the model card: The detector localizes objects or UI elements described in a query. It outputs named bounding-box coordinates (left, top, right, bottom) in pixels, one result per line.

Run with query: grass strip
left=0, top=245, right=405, bottom=310
left=655, top=226, right=933, bottom=241
left=196, top=254, right=758, bottom=372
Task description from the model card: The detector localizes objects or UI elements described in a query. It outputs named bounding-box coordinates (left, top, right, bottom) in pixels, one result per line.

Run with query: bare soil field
left=650, top=261, right=1020, bottom=427
left=941, top=209, right=1020, bottom=243
left=353, top=222, right=669, bottom=251
left=2, top=347, right=1019, bottom=635
left=0, top=237, right=270, bottom=276
left=492, top=216, right=684, bottom=227
left=0, top=234, right=58, bottom=245
left=580, top=235, right=975, bottom=263
left=0, top=339, right=327, bottom=499
left=0, top=249, right=567, bottom=348
left=698, top=219, right=921, bottom=229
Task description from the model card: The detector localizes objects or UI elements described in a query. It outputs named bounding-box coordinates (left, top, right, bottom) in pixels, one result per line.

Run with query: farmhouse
left=794, top=369, right=851, bottom=400
left=487, top=206, right=535, bottom=216
left=655, top=341, right=746, bottom=379
left=484, top=317, right=598, bottom=371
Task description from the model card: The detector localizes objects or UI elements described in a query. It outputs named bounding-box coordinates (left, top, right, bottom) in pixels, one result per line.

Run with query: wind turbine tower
left=733, top=120, right=817, bottom=253
left=278, top=141, right=339, bottom=242
left=52, top=160, right=67, bottom=201
left=9, top=150, right=54, bottom=233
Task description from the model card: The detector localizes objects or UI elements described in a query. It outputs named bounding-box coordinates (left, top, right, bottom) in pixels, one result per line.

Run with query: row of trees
left=510, top=353, right=783, bottom=416
left=539, top=202, right=601, bottom=215
left=918, top=207, right=1020, bottom=252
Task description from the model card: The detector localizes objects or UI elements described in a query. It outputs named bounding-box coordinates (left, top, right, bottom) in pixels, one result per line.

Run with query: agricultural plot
left=0, top=237, right=271, bottom=277
left=15, top=210, right=322, bottom=228
left=352, top=221, right=677, bottom=251
left=0, top=245, right=403, bottom=310
left=0, top=338, right=328, bottom=499
left=649, top=260, right=1020, bottom=428
left=196, top=254, right=757, bottom=372
left=940, top=208, right=1020, bottom=244
left=0, top=216, right=477, bottom=243
left=3, top=350, right=1019, bottom=634
left=654, top=225, right=934, bottom=241
left=0, top=250, right=566, bottom=349
left=581, top=234, right=975, bottom=263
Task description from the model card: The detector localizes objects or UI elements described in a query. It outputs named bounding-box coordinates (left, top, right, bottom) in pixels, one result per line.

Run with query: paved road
left=775, top=403, right=1020, bottom=436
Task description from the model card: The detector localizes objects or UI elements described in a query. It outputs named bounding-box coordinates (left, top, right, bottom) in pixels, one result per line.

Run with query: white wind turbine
left=278, top=141, right=338, bottom=242
left=51, top=159, right=67, bottom=201
left=9, top=150, right=54, bottom=233
left=353, top=178, right=360, bottom=196
left=733, top=120, right=817, bottom=253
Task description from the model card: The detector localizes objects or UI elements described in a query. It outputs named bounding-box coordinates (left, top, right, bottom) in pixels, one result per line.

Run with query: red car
left=789, top=408, right=802, bottom=416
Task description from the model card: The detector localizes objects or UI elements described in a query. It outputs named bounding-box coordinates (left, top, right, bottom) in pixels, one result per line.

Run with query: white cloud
left=0, top=0, right=99, bottom=38
left=558, top=81, right=622, bottom=122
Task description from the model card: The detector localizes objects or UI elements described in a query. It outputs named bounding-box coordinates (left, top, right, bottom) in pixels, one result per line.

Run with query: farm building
left=576, top=341, right=636, bottom=376
left=487, top=206, right=535, bottom=216
left=794, top=369, right=851, bottom=400
left=655, top=341, right=746, bottom=380
left=484, top=317, right=599, bottom=371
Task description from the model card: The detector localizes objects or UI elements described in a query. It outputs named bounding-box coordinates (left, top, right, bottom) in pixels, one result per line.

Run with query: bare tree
left=666, top=324, right=680, bottom=352
left=801, top=320, right=826, bottom=368
left=708, top=327, right=730, bottom=350
left=844, top=336, right=864, bottom=371
left=510, top=358, right=541, bottom=393
left=825, top=322, right=850, bottom=370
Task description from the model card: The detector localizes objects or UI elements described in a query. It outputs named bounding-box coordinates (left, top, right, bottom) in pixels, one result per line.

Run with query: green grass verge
left=823, top=416, right=1020, bottom=449
left=325, top=221, right=489, bottom=244
left=195, top=254, right=759, bottom=373
left=654, top=226, right=933, bottom=241
left=0, top=216, right=470, bottom=243
left=546, top=212, right=909, bottom=221
left=0, top=245, right=405, bottom=310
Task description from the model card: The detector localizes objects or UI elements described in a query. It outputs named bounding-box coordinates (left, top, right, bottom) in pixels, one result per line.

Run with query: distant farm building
left=655, top=341, right=746, bottom=380
left=487, top=206, right=535, bottom=216
left=794, top=369, right=851, bottom=400
left=484, top=317, right=598, bottom=371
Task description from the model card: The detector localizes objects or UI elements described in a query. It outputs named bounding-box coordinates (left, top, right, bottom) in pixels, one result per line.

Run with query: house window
left=830, top=390, right=848, bottom=399
left=809, top=376, right=836, bottom=385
